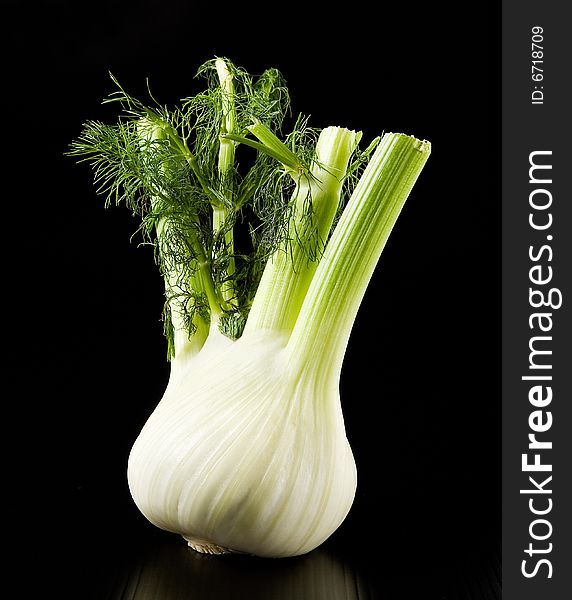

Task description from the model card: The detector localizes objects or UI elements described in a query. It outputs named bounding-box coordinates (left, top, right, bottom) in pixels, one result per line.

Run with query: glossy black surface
left=64, top=458, right=500, bottom=599
left=10, top=1, right=500, bottom=598
left=107, top=532, right=500, bottom=600
left=69, top=495, right=500, bottom=600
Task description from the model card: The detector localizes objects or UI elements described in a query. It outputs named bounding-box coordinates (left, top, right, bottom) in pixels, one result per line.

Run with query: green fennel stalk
left=69, top=57, right=430, bottom=362
left=287, top=133, right=431, bottom=380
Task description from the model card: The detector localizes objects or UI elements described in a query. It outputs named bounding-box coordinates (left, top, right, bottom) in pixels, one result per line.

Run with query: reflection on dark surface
left=67, top=455, right=501, bottom=600
left=65, top=472, right=501, bottom=600
left=111, top=537, right=373, bottom=600
left=101, top=522, right=500, bottom=600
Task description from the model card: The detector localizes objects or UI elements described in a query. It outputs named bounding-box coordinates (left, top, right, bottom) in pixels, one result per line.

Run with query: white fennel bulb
left=70, top=57, right=430, bottom=558
left=128, top=329, right=356, bottom=557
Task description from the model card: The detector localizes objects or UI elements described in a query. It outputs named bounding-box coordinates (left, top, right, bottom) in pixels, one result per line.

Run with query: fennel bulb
left=70, top=58, right=430, bottom=558
left=128, top=329, right=356, bottom=557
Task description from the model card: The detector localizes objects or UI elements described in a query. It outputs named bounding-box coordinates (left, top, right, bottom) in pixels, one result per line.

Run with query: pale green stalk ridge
left=214, top=58, right=237, bottom=306
left=286, top=133, right=431, bottom=379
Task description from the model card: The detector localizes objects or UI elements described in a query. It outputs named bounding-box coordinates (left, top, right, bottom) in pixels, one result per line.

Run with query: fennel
left=70, top=57, right=430, bottom=557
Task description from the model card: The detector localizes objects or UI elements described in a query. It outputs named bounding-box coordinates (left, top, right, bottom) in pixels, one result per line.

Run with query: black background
left=9, top=1, right=499, bottom=598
